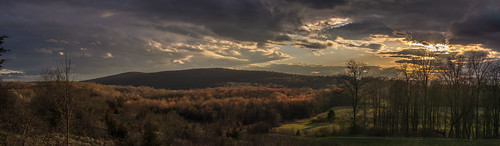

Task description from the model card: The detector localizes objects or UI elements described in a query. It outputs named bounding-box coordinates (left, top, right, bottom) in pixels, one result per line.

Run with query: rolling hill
left=86, top=68, right=336, bottom=90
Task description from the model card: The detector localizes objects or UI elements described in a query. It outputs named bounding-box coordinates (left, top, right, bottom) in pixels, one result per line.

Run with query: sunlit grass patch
left=296, top=136, right=500, bottom=146
left=274, top=106, right=353, bottom=136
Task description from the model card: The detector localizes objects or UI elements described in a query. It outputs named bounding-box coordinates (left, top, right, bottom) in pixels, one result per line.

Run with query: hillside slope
left=86, top=68, right=336, bottom=89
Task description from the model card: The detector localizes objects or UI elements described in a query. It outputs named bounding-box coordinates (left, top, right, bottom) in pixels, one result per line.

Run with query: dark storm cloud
left=320, top=21, right=394, bottom=40
left=449, top=1, right=500, bottom=49
left=2, top=0, right=497, bottom=48
left=360, top=43, right=383, bottom=51
left=126, top=0, right=342, bottom=42
left=338, top=42, right=383, bottom=51
left=285, top=0, right=347, bottom=9
left=330, top=0, right=471, bottom=41
left=293, top=39, right=333, bottom=49
left=273, top=34, right=293, bottom=42
left=4, top=0, right=350, bottom=80
left=1, top=0, right=499, bottom=81
left=0, top=3, right=159, bottom=77
left=3, top=0, right=348, bottom=44
left=131, top=0, right=301, bottom=42
left=380, top=49, right=430, bottom=56
left=154, top=25, right=216, bottom=39
left=320, top=0, right=500, bottom=49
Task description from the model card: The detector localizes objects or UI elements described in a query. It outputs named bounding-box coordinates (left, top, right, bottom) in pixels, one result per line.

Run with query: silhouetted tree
left=397, top=63, right=414, bottom=134
left=142, top=121, right=159, bottom=146
left=0, top=39, right=14, bottom=107
left=341, top=59, right=368, bottom=131
left=487, top=61, right=500, bottom=137
left=36, top=54, right=75, bottom=145
left=466, top=51, right=492, bottom=138
left=0, top=35, right=9, bottom=69
left=438, top=55, right=467, bottom=138
left=327, top=109, right=336, bottom=123
left=411, top=49, right=437, bottom=130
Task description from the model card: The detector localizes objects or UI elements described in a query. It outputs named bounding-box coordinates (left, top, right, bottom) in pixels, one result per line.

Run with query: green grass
left=274, top=105, right=457, bottom=136
left=273, top=106, right=500, bottom=145
left=295, top=137, right=500, bottom=146
left=274, top=106, right=352, bottom=136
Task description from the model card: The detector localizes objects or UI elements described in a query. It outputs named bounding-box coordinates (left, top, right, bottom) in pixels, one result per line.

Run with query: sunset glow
left=0, top=0, right=498, bottom=80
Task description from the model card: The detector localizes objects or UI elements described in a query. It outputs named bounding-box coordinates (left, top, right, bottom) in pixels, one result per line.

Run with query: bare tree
left=38, top=53, right=74, bottom=145
left=0, top=35, right=9, bottom=69
left=397, top=63, right=415, bottom=134
left=488, top=61, right=500, bottom=137
left=411, top=49, right=437, bottom=130
left=438, top=55, right=467, bottom=138
left=62, top=55, right=72, bottom=146
left=466, top=51, right=492, bottom=138
left=341, top=59, right=368, bottom=131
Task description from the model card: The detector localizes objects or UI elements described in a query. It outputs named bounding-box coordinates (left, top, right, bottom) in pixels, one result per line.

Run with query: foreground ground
left=294, top=136, right=500, bottom=146
left=274, top=106, right=500, bottom=145
left=2, top=82, right=500, bottom=145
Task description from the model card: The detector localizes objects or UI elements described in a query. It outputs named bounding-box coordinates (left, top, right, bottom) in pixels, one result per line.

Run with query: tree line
left=342, top=49, right=500, bottom=138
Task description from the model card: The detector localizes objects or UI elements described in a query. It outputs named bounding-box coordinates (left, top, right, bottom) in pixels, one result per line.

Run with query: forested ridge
left=87, top=68, right=336, bottom=89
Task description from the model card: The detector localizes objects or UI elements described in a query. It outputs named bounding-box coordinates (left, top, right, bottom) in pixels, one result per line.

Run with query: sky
left=0, top=0, right=499, bottom=81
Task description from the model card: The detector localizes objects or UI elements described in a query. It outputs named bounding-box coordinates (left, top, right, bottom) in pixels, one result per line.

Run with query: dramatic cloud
left=448, top=0, right=500, bottom=49
left=319, top=21, right=394, bottom=40
left=292, top=39, right=335, bottom=50
left=285, top=0, right=347, bottom=9
left=0, top=0, right=499, bottom=81
left=0, top=69, right=23, bottom=75
left=380, top=49, right=431, bottom=56
left=314, top=0, right=499, bottom=50
left=338, top=42, right=384, bottom=51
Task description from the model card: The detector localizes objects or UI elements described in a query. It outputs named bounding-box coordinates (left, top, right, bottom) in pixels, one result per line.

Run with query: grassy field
left=273, top=106, right=352, bottom=136
left=273, top=106, right=500, bottom=145
left=295, top=137, right=500, bottom=146
left=274, top=105, right=454, bottom=136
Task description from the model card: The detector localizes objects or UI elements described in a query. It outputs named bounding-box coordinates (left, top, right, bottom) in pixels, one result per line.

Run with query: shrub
left=104, top=114, right=128, bottom=140
left=226, top=128, right=241, bottom=139
left=247, top=121, right=272, bottom=134
left=0, top=86, right=15, bottom=111
left=142, top=121, right=160, bottom=146
left=327, top=110, right=335, bottom=123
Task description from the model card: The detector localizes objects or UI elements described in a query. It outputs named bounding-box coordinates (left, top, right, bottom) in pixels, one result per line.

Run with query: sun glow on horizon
left=408, top=43, right=450, bottom=52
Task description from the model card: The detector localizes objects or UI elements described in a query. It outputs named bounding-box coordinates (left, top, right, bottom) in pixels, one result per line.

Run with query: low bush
left=247, top=121, right=272, bottom=134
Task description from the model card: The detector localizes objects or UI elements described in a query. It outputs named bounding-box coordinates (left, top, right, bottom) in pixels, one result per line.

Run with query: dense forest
left=2, top=47, right=500, bottom=145
left=0, top=81, right=345, bottom=145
